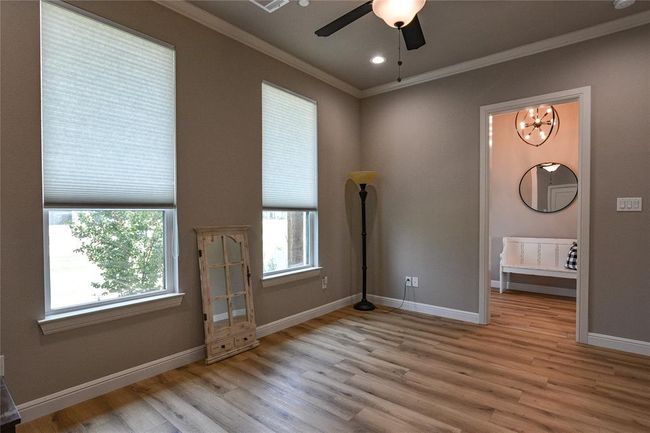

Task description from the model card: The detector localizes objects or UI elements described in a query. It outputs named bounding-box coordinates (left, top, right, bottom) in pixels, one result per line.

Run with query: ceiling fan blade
left=402, top=15, right=426, bottom=50
left=315, top=1, right=373, bottom=37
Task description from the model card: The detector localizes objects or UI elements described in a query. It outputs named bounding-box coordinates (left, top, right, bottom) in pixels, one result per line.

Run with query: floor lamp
left=349, top=171, right=377, bottom=311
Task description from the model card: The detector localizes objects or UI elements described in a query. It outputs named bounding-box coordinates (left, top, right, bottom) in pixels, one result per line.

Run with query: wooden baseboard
left=491, top=280, right=576, bottom=298
left=587, top=333, right=650, bottom=357
left=17, top=292, right=649, bottom=424
left=17, top=292, right=359, bottom=422
left=256, top=293, right=359, bottom=337
left=367, top=294, right=480, bottom=324
left=17, top=345, right=206, bottom=423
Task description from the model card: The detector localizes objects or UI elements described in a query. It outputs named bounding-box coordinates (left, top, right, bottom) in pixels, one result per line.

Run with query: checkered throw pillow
left=565, top=242, right=578, bottom=270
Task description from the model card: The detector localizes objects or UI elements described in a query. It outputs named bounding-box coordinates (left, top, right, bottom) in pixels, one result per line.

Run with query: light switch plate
left=617, top=197, right=642, bottom=212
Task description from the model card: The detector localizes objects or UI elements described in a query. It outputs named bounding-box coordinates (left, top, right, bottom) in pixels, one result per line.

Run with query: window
left=262, top=83, right=317, bottom=276
left=41, top=1, right=176, bottom=314
left=262, top=210, right=315, bottom=274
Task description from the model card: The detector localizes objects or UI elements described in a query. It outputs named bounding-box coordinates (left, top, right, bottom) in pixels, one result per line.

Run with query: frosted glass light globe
left=372, top=0, right=426, bottom=28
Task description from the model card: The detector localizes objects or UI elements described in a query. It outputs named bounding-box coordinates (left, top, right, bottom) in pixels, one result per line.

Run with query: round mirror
left=519, top=162, right=577, bottom=213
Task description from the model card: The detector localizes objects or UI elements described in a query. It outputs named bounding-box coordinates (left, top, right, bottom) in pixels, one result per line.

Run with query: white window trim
left=42, top=208, right=179, bottom=323
left=38, top=292, right=185, bottom=335
left=262, top=267, right=322, bottom=288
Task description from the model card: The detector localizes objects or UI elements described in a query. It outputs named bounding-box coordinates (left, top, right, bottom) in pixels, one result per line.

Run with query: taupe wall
left=2, top=0, right=649, bottom=407
left=489, top=102, right=578, bottom=288
left=360, top=25, right=650, bottom=341
left=0, top=0, right=361, bottom=403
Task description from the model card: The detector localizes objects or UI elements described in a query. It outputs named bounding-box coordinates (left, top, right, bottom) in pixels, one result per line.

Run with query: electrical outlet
left=405, top=276, right=412, bottom=287
left=412, top=277, right=419, bottom=288
left=321, top=276, right=328, bottom=289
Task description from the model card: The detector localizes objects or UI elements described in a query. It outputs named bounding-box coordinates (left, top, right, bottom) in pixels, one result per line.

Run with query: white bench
left=500, top=237, right=577, bottom=293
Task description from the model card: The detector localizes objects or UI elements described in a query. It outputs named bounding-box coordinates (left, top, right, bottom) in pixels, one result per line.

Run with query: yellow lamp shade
left=349, top=171, right=378, bottom=185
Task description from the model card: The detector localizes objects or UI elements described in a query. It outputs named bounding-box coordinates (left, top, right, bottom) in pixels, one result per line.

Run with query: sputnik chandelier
left=515, top=105, right=559, bottom=147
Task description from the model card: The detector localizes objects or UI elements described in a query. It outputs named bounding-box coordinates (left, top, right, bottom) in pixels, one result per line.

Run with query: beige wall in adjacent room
left=489, top=102, right=578, bottom=289
left=360, top=25, right=650, bottom=341
left=0, top=0, right=361, bottom=403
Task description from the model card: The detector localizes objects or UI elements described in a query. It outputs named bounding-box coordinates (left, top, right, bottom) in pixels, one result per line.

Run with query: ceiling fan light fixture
left=372, top=0, right=425, bottom=28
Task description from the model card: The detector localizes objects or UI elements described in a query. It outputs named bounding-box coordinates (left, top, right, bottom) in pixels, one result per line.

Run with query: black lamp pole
left=354, top=183, right=375, bottom=311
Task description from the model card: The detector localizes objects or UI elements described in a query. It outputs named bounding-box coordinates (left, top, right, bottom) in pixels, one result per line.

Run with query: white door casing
left=479, top=86, right=591, bottom=343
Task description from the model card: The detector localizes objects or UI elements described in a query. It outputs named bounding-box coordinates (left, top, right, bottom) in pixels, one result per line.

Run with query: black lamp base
left=353, top=299, right=375, bottom=311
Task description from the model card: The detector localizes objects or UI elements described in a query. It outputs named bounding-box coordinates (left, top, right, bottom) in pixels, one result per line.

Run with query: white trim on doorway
left=479, top=87, right=591, bottom=343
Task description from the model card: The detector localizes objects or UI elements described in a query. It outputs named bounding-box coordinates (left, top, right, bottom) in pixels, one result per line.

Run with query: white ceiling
left=190, top=1, right=650, bottom=90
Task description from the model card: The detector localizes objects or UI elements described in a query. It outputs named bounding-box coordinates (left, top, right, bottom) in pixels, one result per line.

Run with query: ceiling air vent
left=249, top=0, right=290, bottom=13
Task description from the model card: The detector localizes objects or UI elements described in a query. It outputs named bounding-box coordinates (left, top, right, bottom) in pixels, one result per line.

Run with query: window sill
left=262, top=267, right=322, bottom=288
left=38, top=292, right=185, bottom=335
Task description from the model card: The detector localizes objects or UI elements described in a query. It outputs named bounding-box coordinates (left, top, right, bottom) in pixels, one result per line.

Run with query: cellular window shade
left=41, top=2, right=175, bottom=207
left=262, top=83, right=317, bottom=210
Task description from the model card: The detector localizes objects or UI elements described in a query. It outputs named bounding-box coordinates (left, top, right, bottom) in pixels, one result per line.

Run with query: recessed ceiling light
left=613, top=0, right=635, bottom=9
left=370, top=55, right=386, bottom=64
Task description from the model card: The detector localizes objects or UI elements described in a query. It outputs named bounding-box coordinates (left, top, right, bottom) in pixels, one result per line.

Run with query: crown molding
left=154, top=2, right=649, bottom=101
left=153, top=0, right=362, bottom=98
left=360, top=10, right=650, bottom=98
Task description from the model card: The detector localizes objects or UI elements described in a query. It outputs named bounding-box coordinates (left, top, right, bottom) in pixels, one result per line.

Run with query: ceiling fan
left=315, top=0, right=426, bottom=50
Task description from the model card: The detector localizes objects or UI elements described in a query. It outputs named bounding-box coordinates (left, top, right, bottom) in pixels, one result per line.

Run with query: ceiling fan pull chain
left=397, top=27, right=403, bottom=83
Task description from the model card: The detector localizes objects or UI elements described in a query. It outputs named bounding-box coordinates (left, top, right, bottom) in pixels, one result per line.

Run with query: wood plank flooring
left=18, top=290, right=650, bottom=432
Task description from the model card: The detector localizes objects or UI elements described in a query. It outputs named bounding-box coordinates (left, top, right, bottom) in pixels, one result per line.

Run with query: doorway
left=478, top=87, right=591, bottom=343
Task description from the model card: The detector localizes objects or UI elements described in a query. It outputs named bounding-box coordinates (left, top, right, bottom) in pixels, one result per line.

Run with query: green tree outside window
left=69, top=210, right=165, bottom=297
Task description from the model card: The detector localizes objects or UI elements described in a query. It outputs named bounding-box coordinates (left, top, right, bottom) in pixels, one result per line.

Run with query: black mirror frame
left=518, top=162, right=578, bottom=213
